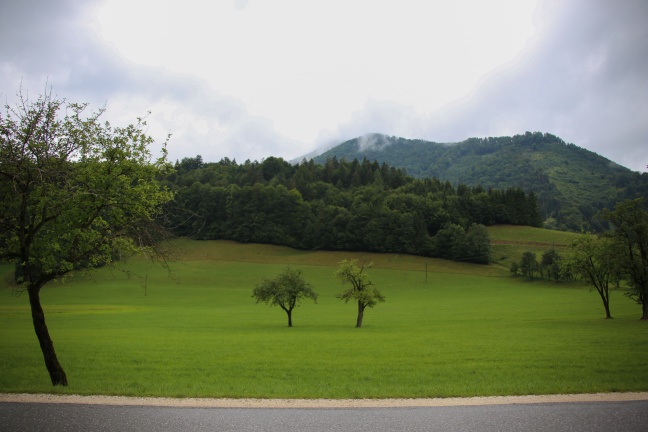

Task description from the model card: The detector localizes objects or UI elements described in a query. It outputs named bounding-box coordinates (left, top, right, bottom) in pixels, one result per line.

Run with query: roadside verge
left=2, top=392, right=648, bottom=408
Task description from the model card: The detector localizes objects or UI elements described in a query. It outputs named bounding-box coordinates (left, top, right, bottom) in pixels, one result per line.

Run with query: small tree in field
left=252, top=267, right=318, bottom=327
left=335, top=259, right=384, bottom=328
left=0, top=89, right=174, bottom=386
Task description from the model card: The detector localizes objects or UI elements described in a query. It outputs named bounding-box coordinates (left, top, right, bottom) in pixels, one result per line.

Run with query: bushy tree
left=252, top=267, right=318, bottom=327
left=433, top=223, right=466, bottom=260
left=0, top=89, right=174, bottom=385
left=335, top=259, right=384, bottom=328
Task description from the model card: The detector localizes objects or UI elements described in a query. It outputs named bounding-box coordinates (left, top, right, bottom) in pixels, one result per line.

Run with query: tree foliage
left=540, top=249, right=563, bottom=282
left=252, top=267, right=318, bottom=327
left=511, top=248, right=572, bottom=283
left=519, top=251, right=539, bottom=279
left=335, top=259, right=384, bottom=328
left=565, top=235, right=622, bottom=319
left=164, top=154, right=548, bottom=263
left=601, top=198, right=648, bottom=320
left=314, top=132, right=648, bottom=232
left=0, top=89, right=174, bottom=385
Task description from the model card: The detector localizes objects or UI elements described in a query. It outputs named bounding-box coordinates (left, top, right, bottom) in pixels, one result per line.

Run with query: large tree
left=566, top=235, right=622, bottom=319
left=335, top=259, right=384, bottom=328
left=0, top=90, right=174, bottom=385
left=601, top=198, right=648, bottom=320
left=252, top=267, right=318, bottom=327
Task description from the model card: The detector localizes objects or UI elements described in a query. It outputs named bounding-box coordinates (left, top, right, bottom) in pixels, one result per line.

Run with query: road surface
left=1, top=398, right=647, bottom=431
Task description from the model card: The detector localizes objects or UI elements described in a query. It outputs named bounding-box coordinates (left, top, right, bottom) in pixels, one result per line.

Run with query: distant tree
left=177, top=154, right=203, bottom=172
left=252, top=267, right=318, bottom=327
left=464, top=224, right=491, bottom=264
left=520, top=251, right=539, bottom=279
left=0, top=89, right=174, bottom=386
left=510, top=261, right=520, bottom=277
left=540, top=249, right=563, bottom=282
left=601, top=198, right=648, bottom=320
left=433, top=223, right=466, bottom=260
left=335, top=259, right=384, bottom=328
left=565, top=235, right=622, bottom=319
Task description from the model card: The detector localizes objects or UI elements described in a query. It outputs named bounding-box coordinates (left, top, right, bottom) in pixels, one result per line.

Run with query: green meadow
left=488, top=225, right=583, bottom=269
left=1, top=229, right=647, bottom=398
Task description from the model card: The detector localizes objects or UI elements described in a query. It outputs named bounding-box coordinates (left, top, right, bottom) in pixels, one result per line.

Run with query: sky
left=1, top=0, right=647, bottom=172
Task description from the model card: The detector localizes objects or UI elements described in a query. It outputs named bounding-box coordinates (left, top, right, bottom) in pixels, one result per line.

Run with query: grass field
left=1, top=230, right=647, bottom=398
left=487, top=225, right=582, bottom=269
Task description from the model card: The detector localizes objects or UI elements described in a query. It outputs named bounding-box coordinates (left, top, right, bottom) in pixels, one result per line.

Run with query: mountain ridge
left=309, top=132, right=648, bottom=231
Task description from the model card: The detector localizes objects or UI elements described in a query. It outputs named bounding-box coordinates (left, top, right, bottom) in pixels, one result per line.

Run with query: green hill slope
left=313, top=132, right=648, bottom=231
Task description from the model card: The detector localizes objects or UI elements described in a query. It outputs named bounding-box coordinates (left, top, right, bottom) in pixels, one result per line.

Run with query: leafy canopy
left=252, top=267, right=318, bottom=326
left=335, top=259, right=385, bottom=308
left=0, top=90, right=175, bottom=288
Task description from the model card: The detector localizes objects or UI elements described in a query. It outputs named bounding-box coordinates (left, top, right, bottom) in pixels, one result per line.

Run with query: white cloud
left=96, top=0, right=539, bottom=146
left=2, top=0, right=646, bottom=172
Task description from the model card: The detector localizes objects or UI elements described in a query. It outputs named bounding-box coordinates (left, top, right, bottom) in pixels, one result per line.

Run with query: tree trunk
left=603, top=301, right=612, bottom=319
left=28, top=287, right=68, bottom=386
left=287, top=309, right=293, bottom=327
left=642, top=299, right=648, bottom=321
left=598, top=289, right=612, bottom=319
left=356, top=301, right=364, bottom=328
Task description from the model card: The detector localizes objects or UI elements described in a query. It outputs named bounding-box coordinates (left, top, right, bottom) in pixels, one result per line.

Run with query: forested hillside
left=164, top=156, right=542, bottom=264
left=313, top=132, right=648, bottom=232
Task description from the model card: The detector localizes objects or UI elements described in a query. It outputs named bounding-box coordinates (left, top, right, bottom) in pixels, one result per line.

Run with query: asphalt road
left=2, top=400, right=648, bottom=432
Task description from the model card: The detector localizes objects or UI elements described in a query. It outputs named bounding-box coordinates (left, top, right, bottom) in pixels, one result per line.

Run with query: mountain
left=311, top=132, right=648, bottom=232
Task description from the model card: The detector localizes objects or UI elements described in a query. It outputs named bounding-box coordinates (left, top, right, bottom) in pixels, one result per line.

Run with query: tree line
left=165, top=155, right=543, bottom=264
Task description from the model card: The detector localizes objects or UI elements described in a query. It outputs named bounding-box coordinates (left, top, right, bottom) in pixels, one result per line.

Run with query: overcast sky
left=1, top=0, right=646, bottom=172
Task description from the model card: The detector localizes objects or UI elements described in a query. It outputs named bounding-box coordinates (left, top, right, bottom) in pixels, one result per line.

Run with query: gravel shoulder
left=1, top=392, right=647, bottom=408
